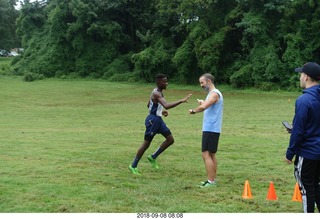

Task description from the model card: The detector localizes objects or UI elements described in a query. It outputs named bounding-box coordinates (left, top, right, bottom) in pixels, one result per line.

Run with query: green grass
left=0, top=76, right=302, bottom=213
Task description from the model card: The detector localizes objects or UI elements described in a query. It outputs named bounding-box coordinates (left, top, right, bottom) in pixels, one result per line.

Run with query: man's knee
left=166, top=135, right=174, bottom=145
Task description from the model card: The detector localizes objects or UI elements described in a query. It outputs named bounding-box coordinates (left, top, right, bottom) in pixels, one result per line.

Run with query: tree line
left=2, top=0, right=320, bottom=89
left=0, top=0, right=20, bottom=51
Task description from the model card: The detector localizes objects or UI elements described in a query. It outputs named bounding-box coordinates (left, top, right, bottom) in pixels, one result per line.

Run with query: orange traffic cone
left=242, top=180, right=253, bottom=199
left=292, top=182, right=302, bottom=202
left=266, top=181, right=278, bottom=200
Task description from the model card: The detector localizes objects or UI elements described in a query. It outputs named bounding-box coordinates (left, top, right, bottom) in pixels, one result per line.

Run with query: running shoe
left=147, top=155, right=159, bottom=169
left=128, top=165, right=141, bottom=175
left=199, top=180, right=217, bottom=188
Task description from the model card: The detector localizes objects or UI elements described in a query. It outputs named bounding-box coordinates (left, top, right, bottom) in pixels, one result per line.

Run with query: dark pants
left=294, top=156, right=320, bottom=213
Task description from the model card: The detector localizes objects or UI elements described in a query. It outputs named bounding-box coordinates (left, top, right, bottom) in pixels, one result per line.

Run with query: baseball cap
left=294, top=62, right=320, bottom=81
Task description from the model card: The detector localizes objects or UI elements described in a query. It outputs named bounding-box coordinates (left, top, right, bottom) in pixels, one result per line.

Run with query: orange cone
left=242, top=180, right=253, bottom=199
left=292, top=182, right=302, bottom=202
left=266, top=181, right=278, bottom=200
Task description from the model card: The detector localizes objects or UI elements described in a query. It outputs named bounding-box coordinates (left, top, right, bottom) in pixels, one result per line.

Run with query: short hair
left=155, top=74, right=167, bottom=81
left=201, top=73, right=214, bottom=83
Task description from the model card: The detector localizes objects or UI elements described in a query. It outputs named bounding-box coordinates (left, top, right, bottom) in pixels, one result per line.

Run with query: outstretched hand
left=183, top=94, right=192, bottom=103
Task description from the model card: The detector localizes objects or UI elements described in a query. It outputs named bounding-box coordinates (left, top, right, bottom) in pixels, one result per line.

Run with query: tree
left=0, top=0, right=20, bottom=50
left=12, top=0, right=320, bottom=90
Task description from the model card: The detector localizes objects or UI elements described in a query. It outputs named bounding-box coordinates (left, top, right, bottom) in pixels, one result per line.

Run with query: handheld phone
left=282, top=121, right=292, bottom=132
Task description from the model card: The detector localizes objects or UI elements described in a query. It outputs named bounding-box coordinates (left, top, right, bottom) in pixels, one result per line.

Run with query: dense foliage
left=0, top=0, right=20, bottom=50
left=5, top=0, right=320, bottom=89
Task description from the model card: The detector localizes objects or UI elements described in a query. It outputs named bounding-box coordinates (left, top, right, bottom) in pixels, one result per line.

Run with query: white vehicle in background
left=0, top=49, right=9, bottom=57
left=8, top=51, right=19, bottom=57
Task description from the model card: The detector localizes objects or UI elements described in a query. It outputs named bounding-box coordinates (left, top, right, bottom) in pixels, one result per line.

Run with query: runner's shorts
left=144, top=114, right=171, bottom=141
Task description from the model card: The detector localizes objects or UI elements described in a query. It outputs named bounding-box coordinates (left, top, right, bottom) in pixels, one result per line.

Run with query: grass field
left=0, top=73, right=304, bottom=213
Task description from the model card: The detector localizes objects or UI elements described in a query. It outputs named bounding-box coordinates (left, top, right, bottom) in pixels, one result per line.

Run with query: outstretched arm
left=189, top=92, right=219, bottom=114
left=155, top=92, right=192, bottom=110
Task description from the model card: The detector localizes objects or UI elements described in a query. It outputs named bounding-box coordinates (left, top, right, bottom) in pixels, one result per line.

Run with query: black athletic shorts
left=202, top=131, right=220, bottom=153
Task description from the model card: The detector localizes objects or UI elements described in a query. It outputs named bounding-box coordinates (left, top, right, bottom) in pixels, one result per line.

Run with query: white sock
left=208, top=179, right=214, bottom=184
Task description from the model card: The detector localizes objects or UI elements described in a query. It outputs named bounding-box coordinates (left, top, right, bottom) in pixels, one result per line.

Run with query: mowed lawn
left=0, top=76, right=303, bottom=213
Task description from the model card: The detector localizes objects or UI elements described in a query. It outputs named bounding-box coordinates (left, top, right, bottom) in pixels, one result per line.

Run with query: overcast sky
left=15, top=0, right=36, bottom=10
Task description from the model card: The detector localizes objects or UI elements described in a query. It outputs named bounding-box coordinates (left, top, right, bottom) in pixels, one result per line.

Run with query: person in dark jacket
left=285, top=62, right=320, bottom=213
